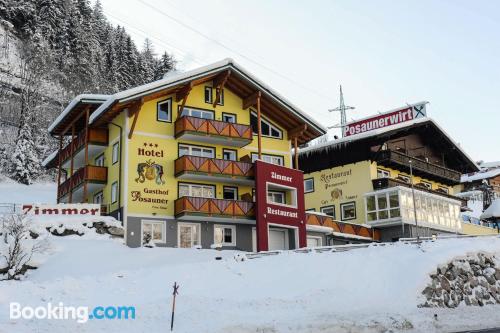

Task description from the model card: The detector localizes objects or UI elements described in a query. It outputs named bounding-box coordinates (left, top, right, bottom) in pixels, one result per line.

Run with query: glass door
left=178, top=223, right=200, bottom=248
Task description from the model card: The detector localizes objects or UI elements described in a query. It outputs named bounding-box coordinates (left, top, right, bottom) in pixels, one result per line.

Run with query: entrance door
left=178, top=223, right=200, bottom=248
left=268, top=229, right=287, bottom=251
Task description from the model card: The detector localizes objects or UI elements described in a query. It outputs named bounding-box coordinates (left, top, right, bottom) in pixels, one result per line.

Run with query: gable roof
left=298, top=117, right=479, bottom=174
left=81, top=58, right=325, bottom=144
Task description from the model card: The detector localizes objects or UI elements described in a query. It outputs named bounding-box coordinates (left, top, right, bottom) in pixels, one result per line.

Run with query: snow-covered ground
left=0, top=178, right=56, bottom=205
left=1, top=227, right=500, bottom=332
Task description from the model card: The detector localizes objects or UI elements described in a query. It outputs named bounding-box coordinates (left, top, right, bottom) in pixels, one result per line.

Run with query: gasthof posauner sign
left=343, top=102, right=428, bottom=137
left=22, top=204, right=101, bottom=216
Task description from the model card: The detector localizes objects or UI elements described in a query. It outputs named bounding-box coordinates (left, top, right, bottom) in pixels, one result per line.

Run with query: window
left=377, top=168, right=390, bottom=178
left=95, top=154, right=104, bottom=167
left=223, top=187, right=238, bottom=200
left=304, top=178, right=314, bottom=193
left=306, top=208, right=316, bottom=212
left=179, top=144, right=214, bottom=158
left=215, top=88, right=224, bottom=105
left=93, top=191, right=103, bottom=204
left=320, top=205, right=335, bottom=218
left=142, top=220, right=165, bottom=245
left=250, top=112, right=283, bottom=139
left=438, top=186, right=449, bottom=194
left=420, top=181, right=432, bottom=190
left=340, top=202, right=356, bottom=220
left=178, top=223, right=200, bottom=248
left=181, top=106, right=214, bottom=119
left=222, top=149, right=237, bottom=161
left=267, top=190, right=285, bottom=205
left=251, top=153, right=284, bottom=166
left=111, top=182, right=118, bottom=204
left=222, top=113, right=236, bottom=123
left=366, top=191, right=400, bottom=222
left=112, top=142, right=119, bottom=164
left=157, top=98, right=172, bottom=122
left=214, top=225, right=236, bottom=246
left=204, top=86, right=212, bottom=104
left=178, top=183, right=215, bottom=198
left=397, top=174, right=411, bottom=184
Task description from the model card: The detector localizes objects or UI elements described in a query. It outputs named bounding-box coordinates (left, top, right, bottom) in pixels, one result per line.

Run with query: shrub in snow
left=0, top=214, right=49, bottom=280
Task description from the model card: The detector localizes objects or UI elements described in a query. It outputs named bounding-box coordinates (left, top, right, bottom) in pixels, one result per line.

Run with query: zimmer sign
left=22, top=204, right=101, bottom=216
left=343, top=102, right=427, bottom=137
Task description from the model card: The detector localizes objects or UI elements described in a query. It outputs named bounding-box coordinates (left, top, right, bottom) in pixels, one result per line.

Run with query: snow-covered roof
left=298, top=117, right=479, bottom=171
left=478, top=161, right=500, bottom=170
left=89, top=58, right=326, bottom=135
left=306, top=225, right=333, bottom=233
left=48, top=94, right=110, bottom=133
left=461, top=168, right=500, bottom=183
left=41, top=150, right=58, bottom=167
left=331, top=231, right=373, bottom=241
left=480, top=199, right=500, bottom=219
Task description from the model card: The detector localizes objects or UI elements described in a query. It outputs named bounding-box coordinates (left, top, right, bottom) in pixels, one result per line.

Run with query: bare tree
left=0, top=214, right=49, bottom=280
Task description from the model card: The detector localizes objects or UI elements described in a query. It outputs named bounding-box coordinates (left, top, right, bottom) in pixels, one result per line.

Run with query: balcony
left=374, top=150, right=461, bottom=185
left=371, top=177, right=466, bottom=205
left=174, top=155, right=254, bottom=185
left=58, top=165, right=108, bottom=203
left=60, top=128, right=108, bottom=168
left=174, top=116, right=252, bottom=147
left=174, top=196, right=255, bottom=222
left=305, top=212, right=380, bottom=241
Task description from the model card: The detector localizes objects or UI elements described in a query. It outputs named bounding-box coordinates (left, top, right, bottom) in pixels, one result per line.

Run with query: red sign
left=343, top=102, right=427, bottom=137
left=254, top=160, right=306, bottom=251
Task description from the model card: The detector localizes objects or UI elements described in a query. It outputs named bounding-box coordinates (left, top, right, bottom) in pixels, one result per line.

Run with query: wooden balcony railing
left=174, top=155, right=254, bottom=180
left=57, top=165, right=108, bottom=199
left=371, top=177, right=466, bottom=205
left=374, top=150, right=461, bottom=184
left=175, top=196, right=255, bottom=219
left=59, top=128, right=108, bottom=163
left=174, top=116, right=252, bottom=142
left=306, top=213, right=380, bottom=241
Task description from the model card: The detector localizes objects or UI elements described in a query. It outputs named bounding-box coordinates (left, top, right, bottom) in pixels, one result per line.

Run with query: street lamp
left=409, top=159, right=420, bottom=241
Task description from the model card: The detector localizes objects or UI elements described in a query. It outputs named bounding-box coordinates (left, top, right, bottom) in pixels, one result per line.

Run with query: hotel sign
left=343, top=102, right=427, bottom=137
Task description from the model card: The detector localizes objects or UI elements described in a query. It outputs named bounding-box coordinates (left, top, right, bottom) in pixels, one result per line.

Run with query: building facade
left=298, top=104, right=499, bottom=241
left=44, top=59, right=380, bottom=250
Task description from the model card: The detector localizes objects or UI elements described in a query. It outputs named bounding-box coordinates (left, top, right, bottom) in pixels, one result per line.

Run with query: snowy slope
left=0, top=179, right=56, bottom=205
left=1, top=233, right=500, bottom=332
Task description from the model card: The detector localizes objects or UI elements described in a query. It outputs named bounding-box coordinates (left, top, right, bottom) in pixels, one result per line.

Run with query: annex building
left=298, top=103, right=499, bottom=241
left=43, top=59, right=379, bottom=251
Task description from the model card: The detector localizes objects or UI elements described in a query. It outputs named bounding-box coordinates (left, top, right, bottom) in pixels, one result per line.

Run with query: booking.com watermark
left=10, top=302, right=135, bottom=323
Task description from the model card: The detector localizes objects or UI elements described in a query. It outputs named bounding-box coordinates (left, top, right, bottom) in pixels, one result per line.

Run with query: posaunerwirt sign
left=343, top=102, right=427, bottom=137
left=23, top=204, right=101, bottom=216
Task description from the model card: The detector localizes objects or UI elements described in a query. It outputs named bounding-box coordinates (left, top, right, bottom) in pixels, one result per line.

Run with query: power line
left=135, top=0, right=336, bottom=103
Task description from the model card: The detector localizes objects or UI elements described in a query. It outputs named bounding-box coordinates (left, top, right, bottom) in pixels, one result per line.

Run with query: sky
left=100, top=0, right=499, bottom=162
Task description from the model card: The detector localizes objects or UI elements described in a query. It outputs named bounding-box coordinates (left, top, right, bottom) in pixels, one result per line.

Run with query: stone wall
left=421, top=252, right=500, bottom=308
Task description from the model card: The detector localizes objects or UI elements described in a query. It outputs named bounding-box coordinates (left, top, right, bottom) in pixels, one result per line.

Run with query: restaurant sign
left=343, top=102, right=427, bottom=137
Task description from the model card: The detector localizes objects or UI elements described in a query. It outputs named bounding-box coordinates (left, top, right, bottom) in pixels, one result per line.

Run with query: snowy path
left=1, top=236, right=500, bottom=332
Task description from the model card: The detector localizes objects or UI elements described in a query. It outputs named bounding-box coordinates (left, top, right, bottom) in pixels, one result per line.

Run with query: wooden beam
left=242, top=91, right=261, bottom=110
left=288, top=124, right=308, bottom=139
left=175, top=82, right=193, bottom=103
left=213, top=70, right=231, bottom=108
left=256, top=93, right=262, bottom=159
left=83, top=108, right=90, bottom=202
left=294, top=136, right=299, bottom=170
left=69, top=125, right=75, bottom=203
left=128, top=98, right=144, bottom=140
left=56, top=135, right=63, bottom=203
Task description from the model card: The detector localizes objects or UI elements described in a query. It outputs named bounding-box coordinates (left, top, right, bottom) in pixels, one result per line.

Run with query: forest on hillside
left=0, top=0, right=176, bottom=184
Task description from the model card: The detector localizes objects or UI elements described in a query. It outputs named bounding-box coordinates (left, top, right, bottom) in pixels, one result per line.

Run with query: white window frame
left=267, top=190, right=285, bottom=205
left=179, top=144, right=215, bottom=158
left=398, top=174, right=411, bottom=183
left=438, top=186, right=449, bottom=194
left=340, top=201, right=356, bottom=221
left=320, top=205, right=335, bottom=218
left=304, top=178, right=314, bottom=193
left=266, top=182, right=298, bottom=208
left=223, top=187, right=238, bottom=200
left=377, top=168, right=390, bottom=178
left=141, top=220, right=166, bottom=244
left=250, top=111, right=283, bottom=139
left=93, top=191, right=104, bottom=204
left=215, top=88, right=224, bottom=105
left=251, top=153, right=284, bottom=166
left=111, top=181, right=118, bottom=204
left=112, top=142, right=119, bottom=164
left=420, top=181, right=433, bottom=190
left=95, top=154, right=104, bottom=167
left=222, top=149, right=237, bottom=161
left=181, top=106, right=214, bottom=119
left=157, top=98, right=172, bottom=122
left=307, top=236, right=322, bottom=247
left=204, top=86, right=212, bottom=104
left=178, top=183, right=215, bottom=198
left=177, top=222, right=201, bottom=248
left=214, top=224, right=236, bottom=247
left=222, top=113, right=236, bottom=123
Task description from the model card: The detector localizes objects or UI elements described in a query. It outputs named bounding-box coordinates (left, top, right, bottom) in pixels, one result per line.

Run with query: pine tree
left=140, top=38, right=156, bottom=83
left=154, top=52, right=175, bottom=80
left=11, top=115, right=40, bottom=185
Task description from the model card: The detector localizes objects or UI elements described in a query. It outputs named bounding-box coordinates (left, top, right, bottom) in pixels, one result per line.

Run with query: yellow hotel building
left=44, top=59, right=379, bottom=249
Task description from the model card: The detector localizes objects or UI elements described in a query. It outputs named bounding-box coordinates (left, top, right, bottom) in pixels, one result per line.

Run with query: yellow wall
left=123, top=84, right=292, bottom=216
left=461, top=222, right=499, bottom=235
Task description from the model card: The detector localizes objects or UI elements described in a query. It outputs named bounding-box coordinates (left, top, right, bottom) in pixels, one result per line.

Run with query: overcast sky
left=101, top=0, right=499, bottom=162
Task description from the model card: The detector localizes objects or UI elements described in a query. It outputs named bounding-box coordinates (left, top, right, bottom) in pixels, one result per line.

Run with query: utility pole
left=409, top=159, right=420, bottom=241
left=328, top=85, right=355, bottom=137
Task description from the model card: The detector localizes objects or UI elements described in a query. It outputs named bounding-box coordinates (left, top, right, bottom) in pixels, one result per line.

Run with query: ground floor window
left=307, top=236, right=322, bottom=247
left=142, top=220, right=165, bottom=245
left=214, top=225, right=236, bottom=246
left=340, top=201, right=356, bottom=220
left=178, top=223, right=201, bottom=248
